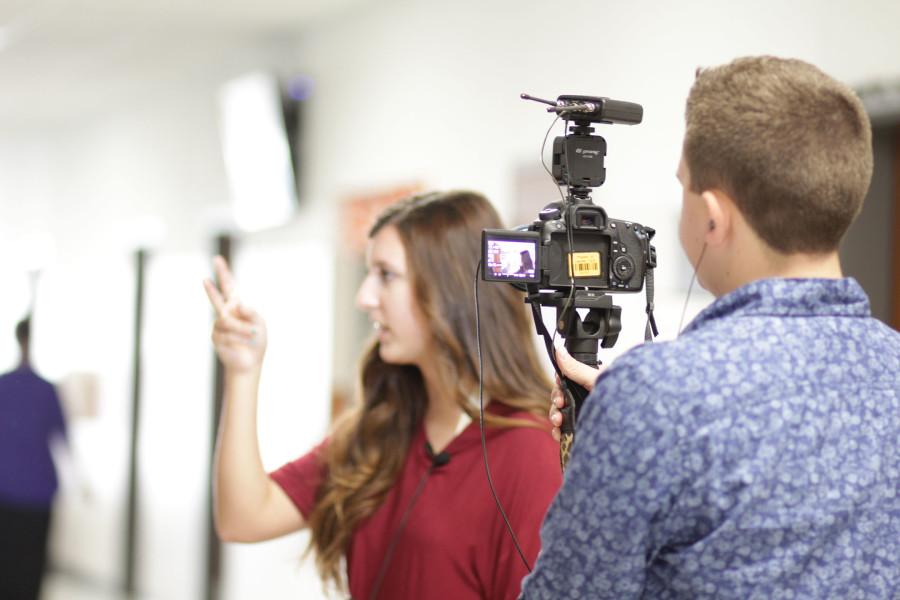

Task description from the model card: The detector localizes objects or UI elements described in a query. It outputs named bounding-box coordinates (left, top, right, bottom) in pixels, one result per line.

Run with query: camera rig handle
left=558, top=375, right=591, bottom=470
left=527, top=289, right=620, bottom=470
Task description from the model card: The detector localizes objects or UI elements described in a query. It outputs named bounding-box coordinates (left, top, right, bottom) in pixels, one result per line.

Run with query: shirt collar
left=683, top=277, right=870, bottom=334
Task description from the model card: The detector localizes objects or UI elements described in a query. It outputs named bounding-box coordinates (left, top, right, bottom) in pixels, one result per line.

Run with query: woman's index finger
left=213, top=255, right=237, bottom=301
left=203, top=278, right=227, bottom=316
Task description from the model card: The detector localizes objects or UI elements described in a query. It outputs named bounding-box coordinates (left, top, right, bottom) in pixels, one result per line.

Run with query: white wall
left=1, top=1, right=898, bottom=598
left=0, top=54, right=337, bottom=598
left=293, top=0, right=900, bottom=349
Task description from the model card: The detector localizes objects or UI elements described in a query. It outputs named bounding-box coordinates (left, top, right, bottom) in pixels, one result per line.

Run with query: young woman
left=204, top=190, right=561, bottom=599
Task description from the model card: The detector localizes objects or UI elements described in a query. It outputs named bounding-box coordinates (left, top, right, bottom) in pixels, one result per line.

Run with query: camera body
left=482, top=94, right=656, bottom=298
left=483, top=204, right=655, bottom=292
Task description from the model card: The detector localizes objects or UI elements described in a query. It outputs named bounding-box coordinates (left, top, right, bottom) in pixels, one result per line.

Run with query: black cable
left=537, top=114, right=578, bottom=348
left=560, top=117, right=577, bottom=343
left=473, top=259, right=533, bottom=573
left=677, top=242, right=708, bottom=335
left=368, top=465, right=436, bottom=600
left=541, top=114, right=566, bottom=205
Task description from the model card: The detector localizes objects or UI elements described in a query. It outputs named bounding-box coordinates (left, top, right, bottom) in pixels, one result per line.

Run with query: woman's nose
left=355, top=274, right=378, bottom=311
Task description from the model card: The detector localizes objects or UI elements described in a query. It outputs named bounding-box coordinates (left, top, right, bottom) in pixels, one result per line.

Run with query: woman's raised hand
left=203, top=256, right=267, bottom=374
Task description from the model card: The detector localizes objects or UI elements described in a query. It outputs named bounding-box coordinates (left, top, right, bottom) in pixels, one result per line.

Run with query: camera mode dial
left=612, top=255, right=635, bottom=281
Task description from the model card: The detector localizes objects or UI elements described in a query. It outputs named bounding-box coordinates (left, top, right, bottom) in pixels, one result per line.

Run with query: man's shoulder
left=584, top=335, right=735, bottom=441
left=865, top=316, right=900, bottom=353
left=0, top=367, right=54, bottom=387
left=598, top=335, right=715, bottom=396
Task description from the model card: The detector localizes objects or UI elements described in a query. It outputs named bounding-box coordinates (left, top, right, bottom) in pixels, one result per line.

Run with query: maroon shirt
left=271, top=403, right=562, bottom=599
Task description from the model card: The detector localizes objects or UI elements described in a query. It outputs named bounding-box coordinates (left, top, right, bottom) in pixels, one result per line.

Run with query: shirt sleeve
left=520, top=351, right=687, bottom=599
left=269, top=439, right=329, bottom=520
left=488, top=426, right=563, bottom=600
left=47, top=383, right=68, bottom=441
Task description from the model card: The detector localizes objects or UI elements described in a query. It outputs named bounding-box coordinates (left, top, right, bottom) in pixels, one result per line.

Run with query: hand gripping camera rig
left=482, top=94, right=658, bottom=469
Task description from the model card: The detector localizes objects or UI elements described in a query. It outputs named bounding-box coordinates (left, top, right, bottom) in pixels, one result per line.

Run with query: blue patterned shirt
left=522, top=278, right=900, bottom=599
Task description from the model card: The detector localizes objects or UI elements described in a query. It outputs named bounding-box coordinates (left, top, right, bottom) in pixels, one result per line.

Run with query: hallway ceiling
left=0, top=0, right=366, bottom=126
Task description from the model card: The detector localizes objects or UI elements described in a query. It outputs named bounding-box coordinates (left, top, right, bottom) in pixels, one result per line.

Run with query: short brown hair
left=683, top=56, right=873, bottom=253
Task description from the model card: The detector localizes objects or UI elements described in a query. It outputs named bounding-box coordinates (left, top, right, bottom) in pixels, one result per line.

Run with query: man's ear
left=701, top=189, right=731, bottom=245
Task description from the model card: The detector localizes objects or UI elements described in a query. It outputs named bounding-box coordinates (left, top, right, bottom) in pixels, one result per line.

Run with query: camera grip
left=558, top=378, right=591, bottom=470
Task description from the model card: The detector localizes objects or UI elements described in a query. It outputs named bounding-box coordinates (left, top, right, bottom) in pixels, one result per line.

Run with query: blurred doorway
left=841, top=88, right=900, bottom=330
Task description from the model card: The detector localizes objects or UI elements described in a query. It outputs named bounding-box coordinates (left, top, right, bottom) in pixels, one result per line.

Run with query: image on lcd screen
left=486, top=239, right=537, bottom=280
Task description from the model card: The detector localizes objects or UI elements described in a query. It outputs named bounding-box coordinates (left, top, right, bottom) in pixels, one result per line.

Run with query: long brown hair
left=306, top=190, right=552, bottom=589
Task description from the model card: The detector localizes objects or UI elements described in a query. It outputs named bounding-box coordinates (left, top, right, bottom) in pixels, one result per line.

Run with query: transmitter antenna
left=520, top=93, right=557, bottom=107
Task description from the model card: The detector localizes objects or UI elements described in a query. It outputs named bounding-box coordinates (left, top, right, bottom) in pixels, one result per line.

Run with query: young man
left=521, top=56, right=900, bottom=598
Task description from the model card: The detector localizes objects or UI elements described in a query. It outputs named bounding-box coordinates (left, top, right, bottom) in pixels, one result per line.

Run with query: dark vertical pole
left=205, top=235, right=232, bottom=600
left=891, top=126, right=900, bottom=331
left=124, top=248, right=146, bottom=596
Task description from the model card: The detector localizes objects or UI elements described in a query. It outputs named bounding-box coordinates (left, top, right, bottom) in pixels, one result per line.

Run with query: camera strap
left=644, top=267, right=659, bottom=342
left=528, top=298, right=563, bottom=379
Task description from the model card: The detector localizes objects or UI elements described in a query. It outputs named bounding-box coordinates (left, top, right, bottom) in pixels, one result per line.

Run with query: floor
left=42, top=571, right=134, bottom=600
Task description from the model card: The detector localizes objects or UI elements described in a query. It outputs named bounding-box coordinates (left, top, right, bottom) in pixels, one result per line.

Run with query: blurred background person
left=0, top=317, right=68, bottom=600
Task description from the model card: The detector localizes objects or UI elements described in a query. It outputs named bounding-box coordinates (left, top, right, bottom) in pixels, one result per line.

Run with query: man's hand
left=549, top=343, right=604, bottom=441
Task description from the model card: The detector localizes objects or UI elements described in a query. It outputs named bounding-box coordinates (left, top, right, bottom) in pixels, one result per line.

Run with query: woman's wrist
left=224, top=367, right=262, bottom=387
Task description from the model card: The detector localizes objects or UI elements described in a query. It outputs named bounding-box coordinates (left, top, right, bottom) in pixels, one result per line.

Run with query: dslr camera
left=481, top=94, right=657, bottom=447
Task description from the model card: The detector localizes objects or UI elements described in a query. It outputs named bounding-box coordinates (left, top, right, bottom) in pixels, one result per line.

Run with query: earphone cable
left=677, top=242, right=708, bottom=335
